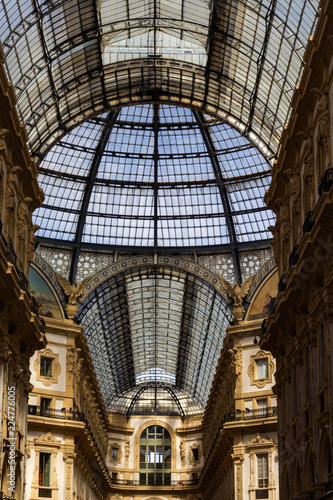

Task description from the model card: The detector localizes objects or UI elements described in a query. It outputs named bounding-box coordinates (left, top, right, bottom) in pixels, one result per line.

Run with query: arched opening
left=282, top=466, right=290, bottom=500
left=319, top=432, right=332, bottom=483
left=139, top=425, right=172, bottom=486
left=293, top=461, right=301, bottom=498
left=305, top=445, right=315, bottom=489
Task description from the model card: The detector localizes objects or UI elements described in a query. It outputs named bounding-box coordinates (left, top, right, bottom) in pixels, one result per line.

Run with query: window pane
left=140, top=473, right=146, bottom=485
left=148, top=473, right=154, bottom=485
left=257, top=399, right=268, bottom=409
left=256, top=359, right=268, bottom=379
left=140, top=446, right=146, bottom=464
left=40, top=398, right=51, bottom=416
left=40, top=357, right=53, bottom=377
left=148, top=446, right=155, bottom=463
left=164, top=473, right=171, bottom=485
left=156, top=426, right=163, bottom=439
left=156, top=446, right=163, bottom=463
left=164, top=429, right=171, bottom=440
left=257, top=454, right=268, bottom=488
left=164, top=445, right=171, bottom=463
left=39, top=453, right=51, bottom=487
left=141, top=428, right=147, bottom=439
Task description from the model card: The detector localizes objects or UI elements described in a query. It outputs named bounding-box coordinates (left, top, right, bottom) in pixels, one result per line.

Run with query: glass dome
left=33, top=104, right=274, bottom=251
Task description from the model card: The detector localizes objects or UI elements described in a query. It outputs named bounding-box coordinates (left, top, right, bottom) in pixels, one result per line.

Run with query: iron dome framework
left=77, top=266, right=233, bottom=415
left=33, top=104, right=274, bottom=283
left=0, top=0, right=320, bottom=416
left=0, top=0, right=318, bottom=161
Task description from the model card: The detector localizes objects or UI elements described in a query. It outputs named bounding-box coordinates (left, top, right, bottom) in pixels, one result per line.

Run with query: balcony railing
left=200, top=406, right=277, bottom=486
left=28, top=405, right=84, bottom=421
left=28, top=405, right=112, bottom=484
left=110, top=478, right=198, bottom=487
left=226, top=407, right=277, bottom=422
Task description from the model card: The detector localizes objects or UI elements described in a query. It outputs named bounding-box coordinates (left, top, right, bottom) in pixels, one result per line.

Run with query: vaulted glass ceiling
left=77, top=266, right=232, bottom=415
left=33, top=104, right=274, bottom=257
left=0, top=0, right=318, bottom=161
left=0, top=0, right=320, bottom=417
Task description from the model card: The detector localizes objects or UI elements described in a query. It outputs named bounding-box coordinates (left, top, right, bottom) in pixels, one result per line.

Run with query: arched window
left=305, top=445, right=315, bottom=489
left=293, top=461, right=301, bottom=498
left=283, top=467, right=290, bottom=500
left=320, top=434, right=332, bottom=482
left=139, top=425, right=171, bottom=486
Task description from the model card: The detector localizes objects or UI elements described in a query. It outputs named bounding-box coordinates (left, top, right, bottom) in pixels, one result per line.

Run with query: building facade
left=0, top=0, right=332, bottom=499
left=261, top=2, right=333, bottom=499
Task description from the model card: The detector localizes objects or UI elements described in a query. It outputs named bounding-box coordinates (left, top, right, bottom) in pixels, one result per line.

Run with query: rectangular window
left=164, top=445, right=171, bottom=468
left=164, top=473, right=171, bottom=485
left=256, top=359, right=268, bottom=379
left=156, top=445, right=163, bottom=463
left=140, top=473, right=146, bottom=485
left=155, top=426, right=163, bottom=439
left=39, top=452, right=51, bottom=487
left=111, top=447, right=118, bottom=461
left=192, top=448, right=199, bottom=461
left=40, top=398, right=51, bottom=416
left=148, top=446, right=155, bottom=468
left=257, top=454, right=268, bottom=488
left=40, top=357, right=53, bottom=378
left=140, top=446, right=146, bottom=468
left=257, top=399, right=268, bottom=416
left=156, top=473, right=163, bottom=485
left=148, top=473, right=154, bottom=485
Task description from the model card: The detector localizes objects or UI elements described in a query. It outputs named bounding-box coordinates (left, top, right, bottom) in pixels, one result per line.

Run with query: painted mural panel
left=248, top=271, right=278, bottom=320
left=28, top=267, right=62, bottom=319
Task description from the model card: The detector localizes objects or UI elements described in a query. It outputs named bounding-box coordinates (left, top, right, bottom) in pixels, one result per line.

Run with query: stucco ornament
left=56, top=274, right=90, bottom=319
left=220, top=275, right=254, bottom=321
left=312, top=88, right=330, bottom=141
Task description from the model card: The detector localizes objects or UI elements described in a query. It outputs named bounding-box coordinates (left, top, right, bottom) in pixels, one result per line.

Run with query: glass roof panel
left=0, top=0, right=318, bottom=158
left=33, top=207, right=78, bottom=241
left=33, top=104, right=275, bottom=251
left=77, top=267, right=232, bottom=412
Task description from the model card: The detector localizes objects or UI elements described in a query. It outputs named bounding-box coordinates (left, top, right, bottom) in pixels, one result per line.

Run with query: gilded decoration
left=220, top=275, right=255, bottom=321
left=33, top=432, right=61, bottom=447
left=134, top=420, right=176, bottom=471
left=34, top=348, right=61, bottom=386
left=56, top=273, right=90, bottom=319
left=108, top=442, right=123, bottom=465
left=247, top=350, right=274, bottom=389
left=246, top=434, right=275, bottom=449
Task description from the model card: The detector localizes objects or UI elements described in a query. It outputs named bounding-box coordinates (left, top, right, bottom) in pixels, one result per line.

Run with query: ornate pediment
left=246, top=433, right=275, bottom=450
left=34, top=432, right=61, bottom=448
